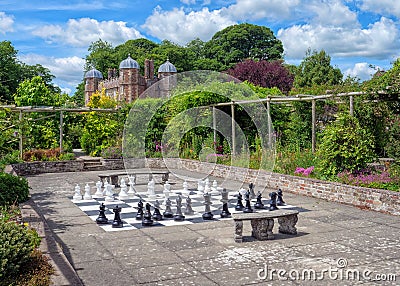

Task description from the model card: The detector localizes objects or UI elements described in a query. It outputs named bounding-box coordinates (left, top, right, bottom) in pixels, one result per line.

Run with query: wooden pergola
left=0, top=105, right=119, bottom=158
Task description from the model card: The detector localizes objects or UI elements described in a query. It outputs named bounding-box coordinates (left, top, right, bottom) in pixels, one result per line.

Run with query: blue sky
left=1, top=0, right=399, bottom=94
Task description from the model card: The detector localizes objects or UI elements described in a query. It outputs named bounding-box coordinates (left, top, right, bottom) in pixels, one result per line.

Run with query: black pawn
left=235, top=192, right=244, bottom=211
left=96, top=203, right=108, bottom=224
left=142, top=203, right=154, bottom=226
left=112, top=205, right=123, bottom=228
left=254, top=192, right=264, bottom=209
left=136, top=199, right=144, bottom=220
left=276, top=189, right=285, bottom=206
left=163, top=198, right=174, bottom=218
left=152, top=201, right=163, bottom=221
left=269, top=192, right=279, bottom=211
left=243, top=190, right=253, bottom=213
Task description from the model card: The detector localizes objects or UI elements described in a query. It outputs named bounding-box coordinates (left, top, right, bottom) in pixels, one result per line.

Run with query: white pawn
left=118, top=178, right=129, bottom=200
left=204, top=180, right=211, bottom=194
left=83, top=183, right=92, bottom=200
left=73, top=184, right=82, bottom=201
left=210, top=180, right=220, bottom=195
left=127, top=177, right=136, bottom=198
left=105, top=184, right=114, bottom=202
left=94, top=180, right=103, bottom=197
left=103, top=180, right=109, bottom=196
left=182, top=180, right=190, bottom=196
left=163, top=181, right=171, bottom=204
left=197, top=180, right=205, bottom=193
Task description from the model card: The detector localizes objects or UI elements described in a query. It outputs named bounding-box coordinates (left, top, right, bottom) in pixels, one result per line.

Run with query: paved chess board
left=71, top=189, right=297, bottom=232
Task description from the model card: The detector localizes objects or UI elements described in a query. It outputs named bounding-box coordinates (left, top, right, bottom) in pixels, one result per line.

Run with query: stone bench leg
left=278, top=214, right=298, bottom=235
left=234, top=220, right=243, bottom=243
left=110, top=175, right=119, bottom=187
left=251, top=218, right=274, bottom=240
left=162, top=173, right=169, bottom=183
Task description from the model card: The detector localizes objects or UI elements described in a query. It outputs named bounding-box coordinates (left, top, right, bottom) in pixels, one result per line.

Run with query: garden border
left=7, top=158, right=400, bottom=216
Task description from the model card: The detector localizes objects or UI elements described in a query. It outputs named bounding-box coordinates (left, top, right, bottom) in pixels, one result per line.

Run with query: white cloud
left=358, top=0, right=400, bottom=18
left=180, top=0, right=196, bottom=4
left=222, top=0, right=300, bottom=21
left=308, top=0, right=358, bottom=26
left=344, top=62, right=380, bottom=81
left=32, top=18, right=143, bottom=47
left=0, top=11, right=14, bottom=34
left=19, top=54, right=86, bottom=88
left=278, top=17, right=400, bottom=60
left=142, top=6, right=235, bottom=45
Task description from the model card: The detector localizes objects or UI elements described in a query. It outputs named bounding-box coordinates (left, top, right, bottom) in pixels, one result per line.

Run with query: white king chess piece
left=163, top=181, right=171, bottom=204
left=83, top=183, right=92, bottom=200
left=73, top=184, right=82, bottom=201
left=105, top=183, right=114, bottom=202
left=147, top=178, right=156, bottom=199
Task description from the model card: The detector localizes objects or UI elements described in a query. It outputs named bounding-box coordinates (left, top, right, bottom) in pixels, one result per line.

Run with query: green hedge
left=0, top=173, right=30, bottom=206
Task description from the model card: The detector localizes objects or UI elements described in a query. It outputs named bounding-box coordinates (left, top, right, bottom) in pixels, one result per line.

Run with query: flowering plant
left=294, top=166, right=314, bottom=177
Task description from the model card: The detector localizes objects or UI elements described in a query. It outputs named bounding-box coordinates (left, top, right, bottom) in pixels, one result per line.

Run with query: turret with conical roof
left=84, top=67, right=103, bottom=105
left=119, top=54, right=145, bottom=103
left=158, top=59, right=177, bottom=78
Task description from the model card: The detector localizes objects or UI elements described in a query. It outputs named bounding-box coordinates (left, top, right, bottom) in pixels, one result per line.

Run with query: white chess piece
left=118, top=178, right=129, bottom=200
left=105, top=184, right=114, bottom=202
left=127, top=176, right=136, bottom=197
left=182, top=180, right=190, bottom=195
left=197, top=180, right=205, bottom=193
left=147, top=179, right=156, bottom=199
left=239, top=187, right=247, bottom=198
left=103, top=181, right=109, bottom=196
left=210, top=180, right=220, bottom=195
left=204, top=180, right=211, bottom=194
left=83, top=183, right=92, bottom=200
left=94, top=180, right=103, bottom=197
left=73, top=184, right=82, bottom=201
left=163, top=181, right=171, bottom=204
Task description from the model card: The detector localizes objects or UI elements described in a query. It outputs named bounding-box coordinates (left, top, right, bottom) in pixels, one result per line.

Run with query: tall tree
left=0, top=41, right=22, bottom=103
left=204, top=23, right=284, bottom=70
left=85, top=39, right=117, bottom=77
left=227, top=60, right=294, bottom=94
left=294, top=49, right=343, bottom=88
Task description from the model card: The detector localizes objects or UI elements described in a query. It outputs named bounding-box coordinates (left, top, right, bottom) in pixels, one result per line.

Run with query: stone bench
left=98, top=171, right=170, bottom=187
left=232, top=209, right=299, bottom=243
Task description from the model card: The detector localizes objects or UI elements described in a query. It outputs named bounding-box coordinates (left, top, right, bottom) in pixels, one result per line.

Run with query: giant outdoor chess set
left=71, top=176, right=297, bottom=232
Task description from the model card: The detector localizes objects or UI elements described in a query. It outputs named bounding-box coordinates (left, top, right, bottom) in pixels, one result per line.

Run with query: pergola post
left=19, top=110, right=23, bottom=159
left=212, top=106, right=216, bottom=145
left=231, top=102, right=236, bottom=156
left=311, top=99, right=316, bottom=153
left=59, top=111, right=63, bottom=153
left=349, top=95, right=354, bottom=116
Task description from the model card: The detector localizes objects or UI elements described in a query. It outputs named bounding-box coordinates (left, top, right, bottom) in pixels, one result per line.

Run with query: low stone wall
left=10, top=160, right=85, bottom=176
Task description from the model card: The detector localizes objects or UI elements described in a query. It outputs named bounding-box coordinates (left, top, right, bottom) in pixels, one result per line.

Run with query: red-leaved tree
left=227, top=60, right=294, bottom=94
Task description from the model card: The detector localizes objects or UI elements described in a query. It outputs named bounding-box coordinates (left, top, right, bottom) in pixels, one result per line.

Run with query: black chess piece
left=96, top=203, right=108, bottom=224
left=249, top=182, right=256, bottom=199
left=235, top=192, right=244, bottom=211
left=142, top=203, right=154, bottom=226
left=152, top=200, right=163, bottom=221
left=136, top=199, right=144, bottom=220
left=269, top=191, right=279, bottom=211
left=220, top=188, right=231, bottom=218
left=174, top=195, right=185, bottom=221
left=184, top=196, right=194, bottom=215
left=163, top=198, right=174, bottom=218
left=243, top=189, right=253, bottom=213
left=254, top=191, right=264, bottom=209
left=112, top=205, right=123, bottom=228
left=202, top=192, right=214, bottom=220
left=276, top=188, right=285, bottom=206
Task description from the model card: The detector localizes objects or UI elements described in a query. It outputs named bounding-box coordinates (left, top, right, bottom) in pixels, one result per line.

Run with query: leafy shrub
left=0, top=173, right=30, bottom=205
left=385, top=115, right=400, bottom=160
left=58, top=152, right=75, bottom=161
left=316, top=113, right=375, bottom=179
left=0, top=220, right=41, bottom=278
left=23, top=148, right=61, bottom=161
left=101, top=146, right=122, bottom=159
left=0, top=150, right=23, bottom=172
left=337, top=169, right=399, bottom=192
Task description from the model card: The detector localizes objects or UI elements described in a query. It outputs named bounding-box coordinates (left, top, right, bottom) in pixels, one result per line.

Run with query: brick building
left=84, top=55, right=177, bottom=105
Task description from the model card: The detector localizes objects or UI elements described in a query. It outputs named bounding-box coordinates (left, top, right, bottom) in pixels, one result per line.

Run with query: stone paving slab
left=24, top=169, right=400, bottom=286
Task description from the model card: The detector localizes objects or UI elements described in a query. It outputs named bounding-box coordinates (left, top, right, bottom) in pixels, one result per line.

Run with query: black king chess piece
left=269, top=191, right=279, bottom=211
left=163, top=198, right=174, bottom=218
left=142, top=203, right=154, bottom=226
left=112, top=205, right=123, bottom=228
left=136, top=199, right=144, bottom=220
left=96, top=203, right=108, bottom=224
left=235, top=192, right=244, bottom=211
left=243, top=189, right=253, bottom=213
left=276, top=188, right=285, bottom=206
left=254, top=191, right=264, bottom=209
